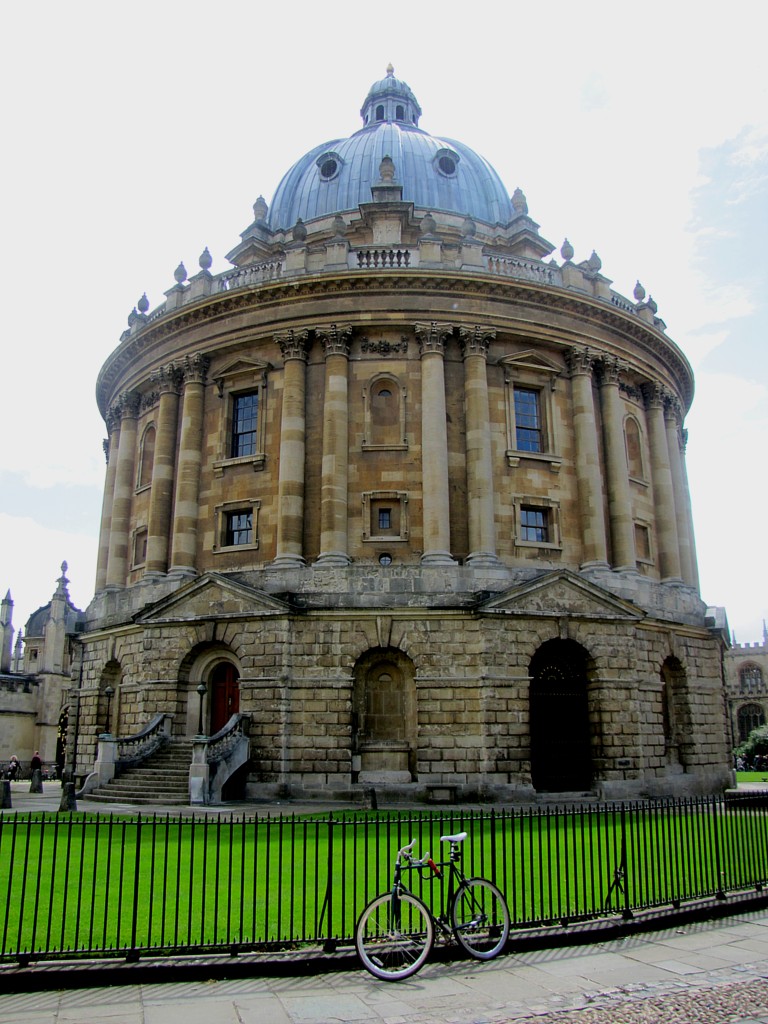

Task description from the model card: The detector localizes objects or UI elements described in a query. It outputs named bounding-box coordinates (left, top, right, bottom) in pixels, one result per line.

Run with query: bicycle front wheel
left=355, top=892, right=434, bottom=981
left=451, top=878, right=510, bottom=960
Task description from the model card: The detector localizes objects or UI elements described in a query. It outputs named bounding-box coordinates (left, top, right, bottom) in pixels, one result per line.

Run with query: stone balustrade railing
left=204, top=712, right=251, bottom=765
left=115, top=712, right=173, bottom=767
left=351, top=247, right=416, bottom=269
left=485, top=254, right=561, bottom=285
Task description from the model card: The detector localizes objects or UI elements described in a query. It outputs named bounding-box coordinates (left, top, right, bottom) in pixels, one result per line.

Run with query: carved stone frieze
left=360, top=336, right=408, bottom=356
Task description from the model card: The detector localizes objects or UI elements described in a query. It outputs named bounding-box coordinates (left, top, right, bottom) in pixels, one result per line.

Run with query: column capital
left=150, top=362, right=183, bottom=394
left=275, top=329, right=310, bottom=361
left=458, top=325, right=496, bottom=358
left=180, top=353, right=210, bottom=385
left=316, top=323, right=352, bottom=358
left=102, top=438, right=110, bottom=464
left=414, top=321, right=454, bottom=356
left=642, top=380, right=670, bottom=410
left=597, top=355, right=628, bottom=387
left=565, top=346, right=596, bottom=377
left=111, top=390, right=141, bottom=421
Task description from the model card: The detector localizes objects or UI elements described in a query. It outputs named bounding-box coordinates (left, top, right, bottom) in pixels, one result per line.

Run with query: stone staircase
left=87, top=740, right=194, bottom=806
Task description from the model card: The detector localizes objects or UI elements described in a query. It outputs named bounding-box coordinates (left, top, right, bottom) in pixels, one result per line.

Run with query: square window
left=378, top=508, right=392, bottom=531
left=225, top=511, right=253, bottom=546
left=133, top=527, right=148, bottom=567
left=520, top=506, right=548, bottom=543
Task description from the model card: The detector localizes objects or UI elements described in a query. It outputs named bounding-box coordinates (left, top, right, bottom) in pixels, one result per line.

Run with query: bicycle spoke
left=356, top=892, right=434, bottom=981
left=452, top=878, right=510, bottom=960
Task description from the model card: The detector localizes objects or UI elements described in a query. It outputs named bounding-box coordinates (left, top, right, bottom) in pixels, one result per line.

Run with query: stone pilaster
left=145, top=363, right=182, bottom=576
left=415, top=321, right=455, bottom=564
left=645, top=383, right=682, bottom=583
left=169, top=354, right=209, bottom=576
left=105, top=391, right=141, bottom=587
left=599, top=358, right=635, bottom=570
left=665, top=399, right=697, bottom=587
left=459, top=326, right=499, bottom=565
left=316, top=324, right=352, bottom=566
left=273, top=330, right=309, bottom=568
left=566, top=348, right=609, bottom=568
left=95, top=414, right=119, bottom=591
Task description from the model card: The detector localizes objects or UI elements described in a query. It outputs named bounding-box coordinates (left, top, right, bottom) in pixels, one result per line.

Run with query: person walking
left=7, top=754, right=20, bottom=780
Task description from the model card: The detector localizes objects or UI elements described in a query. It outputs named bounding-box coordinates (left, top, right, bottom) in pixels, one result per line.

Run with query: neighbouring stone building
left=725, top=625, right=768, bottom=750
left=70, top=67, right=733, bottom=803
left=0, top=565, right=84, bottom=774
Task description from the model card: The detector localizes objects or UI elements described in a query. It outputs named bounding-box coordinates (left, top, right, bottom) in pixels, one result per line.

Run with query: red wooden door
left=210, top=662, right=239, bottom=735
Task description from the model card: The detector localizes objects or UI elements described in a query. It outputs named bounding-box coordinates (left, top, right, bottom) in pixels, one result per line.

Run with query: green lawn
left=2, top=801, right=767, bottom=961
left=736, top=772, right=768, bottom=784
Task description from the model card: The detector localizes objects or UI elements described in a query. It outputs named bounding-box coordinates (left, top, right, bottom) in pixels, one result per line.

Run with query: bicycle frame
left=389, top=837, right=468, bottom=935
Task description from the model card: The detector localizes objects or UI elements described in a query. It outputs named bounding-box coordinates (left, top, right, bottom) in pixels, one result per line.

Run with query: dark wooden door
left=210, top=662, right=239, bottom=735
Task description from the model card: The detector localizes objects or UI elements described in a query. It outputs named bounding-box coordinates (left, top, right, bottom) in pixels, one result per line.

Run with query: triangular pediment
left=135, top=572, right=291, bottom=624
left=213, top=358, right=271, bottom=389
left=497, top=350, right=561, bottom=375
left=479, top=570, right=644, bottom=621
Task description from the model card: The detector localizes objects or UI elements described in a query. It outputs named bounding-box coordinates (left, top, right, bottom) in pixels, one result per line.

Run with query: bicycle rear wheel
left=451, top=878, right=510, bottom=960
left=355, top=892, right=434, bottom=981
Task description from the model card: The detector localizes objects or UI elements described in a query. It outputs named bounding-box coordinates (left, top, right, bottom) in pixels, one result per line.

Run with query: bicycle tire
left=451, top=878, right=510, bottom=960
left=355, top=891, right=434, bottom=981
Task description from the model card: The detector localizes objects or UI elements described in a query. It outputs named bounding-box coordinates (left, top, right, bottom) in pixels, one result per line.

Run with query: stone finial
left=511, top=187, right=528, bottom=216
left=293, top=218, right=307, bottom=243
left=420, top=211, right=437, bottom=236
left=587, top=250, right=602, bottom=273
left=647, top=294, right=658, bottom=314
left=462, top=215, right=477, bottom=238
left=174, top=262, right=188, bottom=284
left=633, top=280, right=646, bottom=302
left=560, top=238, right=574, bottom=262
left=386, top=63, right=395, bottom=77
left=199, top=247, right=212, bottom=271
left=137, top=292, right=149, bottom=314
left=253, top=196, right=268, bottom=223
left=378, top=155, right=396, bottom=182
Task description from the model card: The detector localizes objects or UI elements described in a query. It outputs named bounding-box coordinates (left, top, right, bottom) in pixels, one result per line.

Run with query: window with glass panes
left=514, top=387, right=542, bottom=452
left=521, top=506, right=548, bottom=543
left=231, top=393, right=258, bottom=457
left=225, top=511, right=253, bottom=546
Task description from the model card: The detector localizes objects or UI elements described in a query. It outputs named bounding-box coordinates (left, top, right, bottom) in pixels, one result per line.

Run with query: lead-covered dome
left=266, top=66, right=514, bottom=230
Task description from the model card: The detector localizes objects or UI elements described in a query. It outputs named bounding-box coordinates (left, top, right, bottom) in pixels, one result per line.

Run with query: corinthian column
left=145, top=363, right=182, bottom=576
left=105, top=391, right=141, bottom=587
left=95, top=415, right=119, bottom=591
left=567, top=348, right=609, bottom=568
left=415, top=321, right=455, bottom=565
left=665, top=400, right=696, bottom=587
left=169, top=354, right=209, bottom=576
left=599, top=358, right=635, bottom=570
left=459, top=326, right=499, bottom=565
left=645, top=383, right=682, bottom=583
left=273, top=330, right=309, bottom=568
left=316, top=325, right=352, bottom=566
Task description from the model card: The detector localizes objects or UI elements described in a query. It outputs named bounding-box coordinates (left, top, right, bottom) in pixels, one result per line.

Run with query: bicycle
left=355, top=830, right=510, bottom=981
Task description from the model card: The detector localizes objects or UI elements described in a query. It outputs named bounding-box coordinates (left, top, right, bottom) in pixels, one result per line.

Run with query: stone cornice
left=97, top=271, right=694, bottom=416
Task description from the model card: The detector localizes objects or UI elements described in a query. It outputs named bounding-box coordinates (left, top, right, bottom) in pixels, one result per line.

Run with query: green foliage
left=735, top=724, right=768, bottom=762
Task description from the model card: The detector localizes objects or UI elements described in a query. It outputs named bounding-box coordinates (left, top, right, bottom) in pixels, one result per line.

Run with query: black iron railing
left=1, top=794, right=767, bottom=965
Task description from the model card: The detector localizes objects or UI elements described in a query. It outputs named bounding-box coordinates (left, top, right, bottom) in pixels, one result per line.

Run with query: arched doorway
left=529, top=639, right=593, bottom=793
left=660, top=656, right=691, bottom=768
left=209, top=661, right=240, bottom=735
left=352, top=648, right=417, bottom=783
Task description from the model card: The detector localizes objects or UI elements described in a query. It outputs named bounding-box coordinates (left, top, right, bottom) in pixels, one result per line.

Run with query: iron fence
left=1, top=793, right=767, bottom=965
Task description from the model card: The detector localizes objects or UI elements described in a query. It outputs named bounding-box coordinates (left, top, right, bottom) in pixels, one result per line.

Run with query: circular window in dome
left=435, top=149, right=459, bottom=178
left=316, top=152, right=342, bottom=181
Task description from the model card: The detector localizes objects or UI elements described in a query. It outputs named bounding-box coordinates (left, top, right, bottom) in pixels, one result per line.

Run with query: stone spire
left=0, top=589, right=13, bottom=673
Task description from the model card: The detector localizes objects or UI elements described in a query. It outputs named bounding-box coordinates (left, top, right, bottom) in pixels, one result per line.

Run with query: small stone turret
left=0, top=590, right=13, bottom=674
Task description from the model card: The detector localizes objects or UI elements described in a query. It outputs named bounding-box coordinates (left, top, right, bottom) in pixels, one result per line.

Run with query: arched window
left=740, top=664, right=764, bottom=694
left=375, top=104, right=385, bottom=121
left=363, top=373, right=407, bottom=450
left=624, top=415, right=645, bottom=480
left=138, top=424, right=155, bottom=489
left=738, top=703, right=765, bottom=743
left=396, top=104, right=404, bottom=120
left=661, top=657, right=691, bottom=767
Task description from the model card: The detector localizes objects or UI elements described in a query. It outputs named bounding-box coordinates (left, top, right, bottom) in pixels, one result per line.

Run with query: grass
left=2, top=800, right=767, bottom=961
left=736, top=772, right=768, bottom=784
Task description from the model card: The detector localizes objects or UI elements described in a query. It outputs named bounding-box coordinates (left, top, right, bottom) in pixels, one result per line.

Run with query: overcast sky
left=0, top=1, right=765, bottom=644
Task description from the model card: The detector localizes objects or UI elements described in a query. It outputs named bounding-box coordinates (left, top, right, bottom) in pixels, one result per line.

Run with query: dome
left=266, top=66, right=514, bottom=230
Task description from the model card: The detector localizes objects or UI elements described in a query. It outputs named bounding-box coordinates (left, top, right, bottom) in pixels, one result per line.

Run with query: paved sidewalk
left=1, top=911, right=768, bottom=1023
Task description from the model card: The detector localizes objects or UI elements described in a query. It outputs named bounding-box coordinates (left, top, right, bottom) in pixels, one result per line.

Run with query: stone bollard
left=1, top=780, right=11, bottom=809
left=29, top=768, right=44, bottom=794
left=59, top=782, right=77, bottom=812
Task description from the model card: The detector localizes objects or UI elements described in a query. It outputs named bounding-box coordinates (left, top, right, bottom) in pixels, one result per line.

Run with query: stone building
left=72, top=67, right=732, bottom=803
left=725, top=625, right=768, bottom=750
left=0, top=565, right=84, bottom=774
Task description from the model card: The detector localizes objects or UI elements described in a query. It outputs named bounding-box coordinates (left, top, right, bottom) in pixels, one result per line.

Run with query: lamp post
left=197, top=682, right=207, bottom=736
left=104, top=685, right=115, bottom=736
